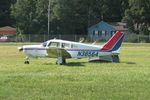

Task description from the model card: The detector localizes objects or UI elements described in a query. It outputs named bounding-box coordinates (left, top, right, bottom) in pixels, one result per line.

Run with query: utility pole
left=48, top=0, right=50, bottom=36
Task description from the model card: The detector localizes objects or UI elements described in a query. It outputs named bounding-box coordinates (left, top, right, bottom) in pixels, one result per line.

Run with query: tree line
left=0, top=0, right=150, bottom=35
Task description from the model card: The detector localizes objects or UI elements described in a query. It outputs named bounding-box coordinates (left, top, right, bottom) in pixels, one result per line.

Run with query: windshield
left=42, top=41, right=47, bottom=47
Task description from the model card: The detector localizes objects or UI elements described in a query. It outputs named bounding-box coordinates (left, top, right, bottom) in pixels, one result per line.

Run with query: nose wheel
left=24, top=61, right=30, bottom=64
left=24, top=56, right=30, bottom=64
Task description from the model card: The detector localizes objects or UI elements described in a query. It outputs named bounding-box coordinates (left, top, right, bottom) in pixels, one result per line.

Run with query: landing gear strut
left=56, top=57, right=66, bottom=65
left=24, top=56, right=30, bottom=64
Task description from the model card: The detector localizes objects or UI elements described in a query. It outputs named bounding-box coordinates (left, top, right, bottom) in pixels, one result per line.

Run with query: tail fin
left=101, top=31, right=124, bottom=52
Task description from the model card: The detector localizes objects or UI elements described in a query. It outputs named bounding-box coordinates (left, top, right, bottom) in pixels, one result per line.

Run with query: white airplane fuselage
left=19, top=31, right=124, bottom=64
left=21, top=39, right=114, bottom=58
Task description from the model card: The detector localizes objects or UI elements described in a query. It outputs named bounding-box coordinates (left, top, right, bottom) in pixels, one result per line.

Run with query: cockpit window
left=48, top=42, right=60, bottom=47
left=42, top=42, right=47, bottom=47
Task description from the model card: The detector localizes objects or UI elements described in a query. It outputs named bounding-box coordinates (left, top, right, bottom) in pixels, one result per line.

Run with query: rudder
left=101, top=31, right=124, bottom=52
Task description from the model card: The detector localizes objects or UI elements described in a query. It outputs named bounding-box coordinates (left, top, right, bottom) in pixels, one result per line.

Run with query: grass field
left=0, top=43, right=150, bottom=100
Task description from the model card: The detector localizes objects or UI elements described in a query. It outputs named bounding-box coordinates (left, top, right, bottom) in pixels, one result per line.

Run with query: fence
left=3, top=33, right=150, bottom=43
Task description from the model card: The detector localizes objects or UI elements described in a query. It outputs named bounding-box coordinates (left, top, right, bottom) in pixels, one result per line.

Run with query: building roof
left=109, top=22, right=128, bottom=31
left=0, top=26, right=16, bottom=35
left=89, top=21, right=128, bottom=32
left=88, top=21, right=116, bottom=31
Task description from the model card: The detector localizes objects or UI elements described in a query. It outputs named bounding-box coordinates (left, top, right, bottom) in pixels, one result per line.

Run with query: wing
left=46, top=47, right=71, bottom=58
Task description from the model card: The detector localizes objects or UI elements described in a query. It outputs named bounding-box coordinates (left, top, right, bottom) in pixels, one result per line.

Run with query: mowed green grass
left=0, top=43, right=150, bottom=100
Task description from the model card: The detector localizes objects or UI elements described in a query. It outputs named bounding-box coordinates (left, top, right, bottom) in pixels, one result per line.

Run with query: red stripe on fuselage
left=101, top=31, right=123, bottom=51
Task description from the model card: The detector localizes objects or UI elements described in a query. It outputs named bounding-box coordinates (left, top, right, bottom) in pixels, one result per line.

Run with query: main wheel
left=26, top=61, right=29, bottom=64
left=56, top=57, right=66, bottom=65
left=62, top=59, right=66, bottom=64
left=24, top=61, right=30, bottom=64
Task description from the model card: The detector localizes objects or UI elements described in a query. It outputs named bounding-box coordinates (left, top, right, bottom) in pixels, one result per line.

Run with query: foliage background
left=0, top=0, right=150, bottom=35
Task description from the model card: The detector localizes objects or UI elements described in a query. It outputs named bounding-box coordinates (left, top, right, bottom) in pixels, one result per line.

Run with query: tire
left=62, top=59, right=66, bottom=64
left=24, top=61, right=30, bottom=64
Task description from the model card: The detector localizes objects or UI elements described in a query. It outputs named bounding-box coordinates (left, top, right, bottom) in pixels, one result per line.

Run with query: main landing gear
left=23, top=56, right=66, bottom=65
left=24, top=56, right=30, bottom=64
left=56, top=57, right=66, bottom=65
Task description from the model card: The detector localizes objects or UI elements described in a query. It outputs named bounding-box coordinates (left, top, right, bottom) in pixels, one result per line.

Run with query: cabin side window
left=61, top=43, right=70, bottom=48
left=48, top=42, right=60, bottom=47
left=71, top=44, right=78, bottom=49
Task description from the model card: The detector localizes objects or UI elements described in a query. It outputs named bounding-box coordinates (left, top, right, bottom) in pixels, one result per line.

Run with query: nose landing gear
left=24, top=61, right=29, bottom=64
left=24, top=56, right=30, bottom=64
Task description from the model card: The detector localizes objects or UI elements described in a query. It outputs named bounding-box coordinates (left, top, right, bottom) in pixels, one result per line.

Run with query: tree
left=0, top=0, right=15, bottom=26
left=50, top=0, right=90, bottom=34
left=123, top=0, right=150, bottom=34
left=11, top=0, right=38, bottom=34
left=100, top=0, right=129, bottom=22
left=11, top=0, right=129, bottom=35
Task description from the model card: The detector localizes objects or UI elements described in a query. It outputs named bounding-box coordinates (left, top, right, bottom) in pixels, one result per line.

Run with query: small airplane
left=18, top=31, right=125, bottom=65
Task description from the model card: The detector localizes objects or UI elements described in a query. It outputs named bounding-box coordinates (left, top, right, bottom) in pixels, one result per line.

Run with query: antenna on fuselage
left=92, top=41, right=97, bottom=45
left=79, top=38, right=85, bottom=43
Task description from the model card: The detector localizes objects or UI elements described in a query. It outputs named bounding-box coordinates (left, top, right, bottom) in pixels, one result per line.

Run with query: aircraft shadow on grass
left=89, top=60, right=136, bottom=65
left=65, top=62, right=86, bottom=67
left=120, top=61, right=136, bottom=65
left=43, top=62, right=85, bottom=67
left=43, top=60, right=136, bottom=67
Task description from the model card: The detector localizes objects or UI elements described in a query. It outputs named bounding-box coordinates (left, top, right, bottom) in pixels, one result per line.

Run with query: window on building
left=102, top=30, right=106, bottom=36
left=95, top=30, right=98, bottom=35
left=93, top=31, right=95, bottom=36
left=111, top=31, right=116, bottom=36
left=98, top=31, right=101, bottom=36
